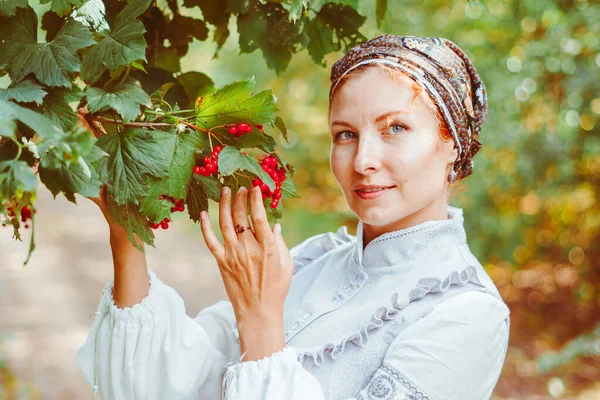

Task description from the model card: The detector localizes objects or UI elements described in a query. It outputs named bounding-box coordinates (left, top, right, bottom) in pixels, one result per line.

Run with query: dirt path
left=0, top=187, right=227, bottom=399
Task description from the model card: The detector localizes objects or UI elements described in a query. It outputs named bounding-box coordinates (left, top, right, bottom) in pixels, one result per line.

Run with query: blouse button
left=352, top=274, right=361, bottom=282
left=291, top=322, right=299, bottom=330
left=342, top=285, right=351, bottom=293
left=302, top=312, right=311, bottom=320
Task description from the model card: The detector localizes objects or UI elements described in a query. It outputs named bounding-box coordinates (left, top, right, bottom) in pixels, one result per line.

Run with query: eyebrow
left=331, top=110, right=411, bottom=128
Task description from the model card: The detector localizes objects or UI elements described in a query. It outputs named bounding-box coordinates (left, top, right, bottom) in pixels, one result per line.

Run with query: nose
left=353, top=133, right=382, bottom=174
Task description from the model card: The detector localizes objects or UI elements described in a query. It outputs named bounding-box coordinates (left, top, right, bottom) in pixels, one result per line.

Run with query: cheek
left=330, top=146, right=351, bottom=185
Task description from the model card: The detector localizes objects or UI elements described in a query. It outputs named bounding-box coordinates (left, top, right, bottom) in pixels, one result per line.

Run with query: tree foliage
left=0, top=0, right=369, bottom=262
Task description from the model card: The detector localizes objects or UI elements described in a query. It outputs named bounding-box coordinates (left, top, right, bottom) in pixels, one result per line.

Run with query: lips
left=354, top=185, right=395, bottom=199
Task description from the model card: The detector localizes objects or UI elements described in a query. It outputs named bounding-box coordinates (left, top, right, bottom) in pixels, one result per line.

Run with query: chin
left=352, top=204, right=404, bottom=227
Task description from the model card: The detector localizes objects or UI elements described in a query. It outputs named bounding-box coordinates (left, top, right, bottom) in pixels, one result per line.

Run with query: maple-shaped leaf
left=86, top=84, right=153, bottom=122
left=0, top=6, right=95, bottom=87
left=139, top=131, right=205, bottom=221
left=194, top=173, right=222, bottom=202
left=289, top=0, right=309, bottom=22
left=93, top=128, right=173, bottom=205
left=0, top=160, right=38, bottom=199
left=237, top=2, right=306, bottom=74
left=304, top=15, right=338, bottom=66
left=186, top=174, right=208, bottom=223
left=316, top=3, right=366, bottom=50
left=71, top=0, right=109, bottom=32
left=39, top=87, right=83, bottom=131
left=0, top=79, right=47, bottom=105
left=0, top=0, right=27, bottom=17
left=0, top=99, right=61, bottom=139
left=40, top=0, right=85, bottom=17
left=80, top=0, right=152, bottom=83
left=195, top=77, right=278, bottom=128
left=38, top=144, right=106, bottom=203
left=218, top=146, right=275, bottom=190
left=106, top=194, right=155, bottom=251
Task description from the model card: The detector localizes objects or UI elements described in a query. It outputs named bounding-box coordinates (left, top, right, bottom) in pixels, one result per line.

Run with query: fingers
left=219, top=186, right=238, bottom=245
left=200, top=211, right=225, bottom=261
left=232, top=187, right=253, bottom=241
left=249, top=185, right=273, bottom=244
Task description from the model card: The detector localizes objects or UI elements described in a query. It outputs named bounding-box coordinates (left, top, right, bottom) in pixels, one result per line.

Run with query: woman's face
left=329, top=67, right=458, bottom=240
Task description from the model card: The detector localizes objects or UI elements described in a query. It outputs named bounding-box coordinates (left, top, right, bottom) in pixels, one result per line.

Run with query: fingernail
left=222, top=186, right=230, bottom=195
left=238, top=186, right=247, bottom=194
left=200, top=211, right=206, bottom=220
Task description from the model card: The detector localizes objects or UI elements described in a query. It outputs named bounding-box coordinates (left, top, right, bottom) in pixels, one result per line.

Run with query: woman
left=78, top=35, right=510, bottom=400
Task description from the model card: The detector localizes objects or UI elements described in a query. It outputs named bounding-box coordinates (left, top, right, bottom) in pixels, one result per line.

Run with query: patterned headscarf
left=330, top=35, right=488, bottom=181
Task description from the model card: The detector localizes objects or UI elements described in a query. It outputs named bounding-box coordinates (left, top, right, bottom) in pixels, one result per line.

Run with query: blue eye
left=335, top=131, right=356, bottom=141
left=386, top=124, right=406, bottom=135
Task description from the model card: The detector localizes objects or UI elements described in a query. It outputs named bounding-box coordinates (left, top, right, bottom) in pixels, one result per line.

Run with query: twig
left=90, top=116, right=173, bottom=128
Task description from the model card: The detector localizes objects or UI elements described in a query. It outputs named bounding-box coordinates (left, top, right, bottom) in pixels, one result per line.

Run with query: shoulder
left=290, top=226, right=355, bottom=274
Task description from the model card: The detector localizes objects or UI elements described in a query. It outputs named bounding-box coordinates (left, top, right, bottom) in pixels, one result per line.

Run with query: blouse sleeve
left=76, top=270, right=237, bottom=400
left=353, top=291, right=510, bottom=400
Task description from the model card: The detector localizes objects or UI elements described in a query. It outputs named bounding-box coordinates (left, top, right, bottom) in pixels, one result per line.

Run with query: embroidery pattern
left=381, top=365, right=430, bottom=400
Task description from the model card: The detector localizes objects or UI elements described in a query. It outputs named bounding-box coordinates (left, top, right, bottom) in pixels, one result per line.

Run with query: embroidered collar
left=354, top=205, right=467, bottom=269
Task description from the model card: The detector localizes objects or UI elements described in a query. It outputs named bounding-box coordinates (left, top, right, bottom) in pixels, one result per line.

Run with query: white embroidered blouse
left=76, top=205, right=510, bottom=400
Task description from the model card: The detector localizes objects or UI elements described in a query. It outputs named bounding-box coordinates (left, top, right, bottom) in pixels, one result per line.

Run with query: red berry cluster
left=228, top=122, right=252, bottom=137
left=2, top=204, right=34, bottom=228
left=193, top=145, right=223, bottom=177
left=149, top=197, right=185, bottom=230
left=252, top=156, right=285, bottom=208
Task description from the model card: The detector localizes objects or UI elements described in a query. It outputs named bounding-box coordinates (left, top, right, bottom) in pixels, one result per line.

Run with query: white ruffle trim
left=296, top=265, right=482, bottom=366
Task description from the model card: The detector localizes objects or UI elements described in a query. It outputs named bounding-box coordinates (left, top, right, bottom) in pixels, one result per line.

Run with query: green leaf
left=0, top=118, right=16, bottom=138
left=217, top=146, right=275, bottom=191
left=106, top=194, right=155, bottom=251
left=37, top=125, right=99, bottom=170
left=80, top=0, right=152, bottom=83
left=375, top=0, right=387, bottom=28
left=273, top=115, right=288, bottom=142
left=226, top=0, right=248, bottom=14
left=139, top=131, right=205, bottom=220
left=289, top=0, right=309, bottom=22
left=305, top=15, right=338, bottom=66
left=138, top=177, right=174, bottom=223
left=195, top=77, right=278, bottom=128
left=71, top=0, right=109, bottom=32
left=40, top=0, right=85, bottom=17
left=0, top=99, right=61, bottom=139
left=0, top=7, right=95, bottom=87
left=194, top=173, right=222, bottom=202
left=317, top=3, right=366, bottom=50
left=86, top=83, right=152, bottom=122
left=186, top=174, right=208, bottom=223
left=176, top=72, right=215, bottom=108
left=0, top=79, right=47, bottom=105
left=38, top=157, right=103, bottom=203
left=280, top=175, right=299, bottom=199
left=0, top=160, right=38, bottom=199
left=93, top=128, right=172, bottom=205
left=237, top=3, right=306, bottom=74
left=0, top=0, right=27, bottom=17
left=39, top=87, right=83, bottom=131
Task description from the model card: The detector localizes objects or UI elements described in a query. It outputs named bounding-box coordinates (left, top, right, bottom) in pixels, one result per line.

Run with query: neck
left=362, top=196, right=450, bottom=248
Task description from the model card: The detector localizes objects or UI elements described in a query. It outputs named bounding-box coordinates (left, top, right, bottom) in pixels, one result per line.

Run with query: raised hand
left=199, top=185, right=295, bottom=361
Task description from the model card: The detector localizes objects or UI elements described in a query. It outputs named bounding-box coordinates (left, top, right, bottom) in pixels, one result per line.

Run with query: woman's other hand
left=199, top=185, right=294, bottom=361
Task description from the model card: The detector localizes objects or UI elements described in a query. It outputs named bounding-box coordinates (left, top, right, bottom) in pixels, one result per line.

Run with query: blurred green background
left=1, top=0, right=599, bottom=398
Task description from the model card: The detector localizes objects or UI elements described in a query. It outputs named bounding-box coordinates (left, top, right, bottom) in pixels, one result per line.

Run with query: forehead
left=329, top=68, right=433, bottom=123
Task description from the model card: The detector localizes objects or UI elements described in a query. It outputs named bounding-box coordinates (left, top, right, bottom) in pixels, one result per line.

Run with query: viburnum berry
left=227, top=122, right=253, bottom=138
left=149, top=198, right=186, bottom=230
left=252, top=155, right=287, bottom=208
left=193, top=146, right=224, bottom=177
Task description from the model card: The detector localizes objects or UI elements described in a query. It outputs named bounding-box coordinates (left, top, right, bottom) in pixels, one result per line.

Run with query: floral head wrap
left=330, top=34, right=488, bottom=181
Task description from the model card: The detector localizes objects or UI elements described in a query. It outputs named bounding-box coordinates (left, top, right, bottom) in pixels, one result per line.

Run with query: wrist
left=237, top=313, right=285, bottom=362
